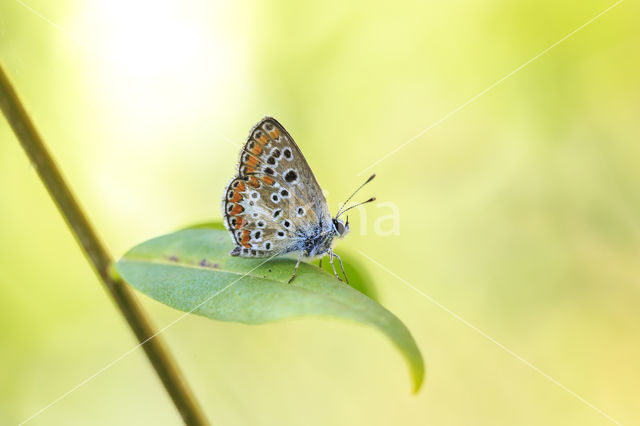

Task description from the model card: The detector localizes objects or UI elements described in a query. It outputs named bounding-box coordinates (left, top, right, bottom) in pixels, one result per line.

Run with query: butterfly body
left=222, top=117, right=368, bottom=282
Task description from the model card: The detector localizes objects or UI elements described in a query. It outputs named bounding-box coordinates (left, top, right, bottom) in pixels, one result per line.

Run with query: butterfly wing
left=223, top=117, right=332, bottom=257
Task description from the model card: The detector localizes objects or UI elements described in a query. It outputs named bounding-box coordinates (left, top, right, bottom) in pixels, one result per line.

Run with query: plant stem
left=0, top=63, right=208, bottom=425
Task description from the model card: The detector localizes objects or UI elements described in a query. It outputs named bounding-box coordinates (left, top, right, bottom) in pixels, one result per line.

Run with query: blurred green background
left=1, top=0, right=639, bottom=424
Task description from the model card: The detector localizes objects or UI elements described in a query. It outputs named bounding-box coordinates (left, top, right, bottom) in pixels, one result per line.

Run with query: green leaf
left=185, top=221, right=378, bottom=301
left=317, top=251, right=379, bottom=301
left=182, top=221, right=227, bottom=231
left=116, top=228, right=424, bottom=391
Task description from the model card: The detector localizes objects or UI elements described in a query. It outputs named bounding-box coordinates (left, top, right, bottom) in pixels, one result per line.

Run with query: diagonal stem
left=0, top=62, right=208, bottom=425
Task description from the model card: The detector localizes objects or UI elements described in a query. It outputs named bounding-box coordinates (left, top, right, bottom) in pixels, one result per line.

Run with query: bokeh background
left=1, top=0, right=639, bottom=424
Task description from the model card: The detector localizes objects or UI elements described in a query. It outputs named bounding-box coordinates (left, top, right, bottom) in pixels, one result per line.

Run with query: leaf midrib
left=122, top=256, right=282, bottom=279
left=120, top=257, right=388, bottom=323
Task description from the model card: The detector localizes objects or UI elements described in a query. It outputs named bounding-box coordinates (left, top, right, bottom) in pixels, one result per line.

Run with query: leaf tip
left=411, top=358, right=425, bottom=393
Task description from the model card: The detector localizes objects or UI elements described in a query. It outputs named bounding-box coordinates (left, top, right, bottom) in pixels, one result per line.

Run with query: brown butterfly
left=222, top=117, right=375, bottom=283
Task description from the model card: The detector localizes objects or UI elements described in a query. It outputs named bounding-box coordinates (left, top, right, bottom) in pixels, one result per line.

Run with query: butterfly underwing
left=222, top=117, right=374, bottom=282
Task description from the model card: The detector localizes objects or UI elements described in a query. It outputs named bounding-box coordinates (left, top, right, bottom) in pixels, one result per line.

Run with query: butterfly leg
left=332, top=252, right=349, bottom=285
left=288, top=252, right=304, bottom=284
left=328, top=249, right=343, bottom=282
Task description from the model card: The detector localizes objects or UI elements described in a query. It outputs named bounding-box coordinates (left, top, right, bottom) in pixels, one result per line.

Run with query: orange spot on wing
left=245, top=166, right=256, bottom=174
left=234, top=217, right=246, bottom=229
left=261, top=176, right=275, bottom=185
left=248, top=176, right=260, bottom=188
left=245, top=156, right=258, bottom=168
left=230, top=191, right=243, bottom=203
left=269, top=129, right=279, bottom=139
left=259, top=134, right=269, bottom=144
left=251, top=144, right=263, bottom=155
left=241, top=230, right=251, bottom=248
left=230, top=204, right=244, bottom=215
left=235, top=182, right=246, bottom=192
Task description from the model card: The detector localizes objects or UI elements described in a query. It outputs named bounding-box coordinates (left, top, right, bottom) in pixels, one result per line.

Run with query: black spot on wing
left=284, top=170, right=297, bottom=182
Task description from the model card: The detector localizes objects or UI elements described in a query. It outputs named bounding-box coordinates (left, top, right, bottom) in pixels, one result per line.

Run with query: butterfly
left=222, top=117, right=375, bottom=283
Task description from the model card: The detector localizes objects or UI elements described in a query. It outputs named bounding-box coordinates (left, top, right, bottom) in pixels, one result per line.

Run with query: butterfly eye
left=333, top=219, right=346, bottom=236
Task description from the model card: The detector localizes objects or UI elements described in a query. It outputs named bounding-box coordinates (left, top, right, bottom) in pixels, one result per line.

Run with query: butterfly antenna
left=336, top=197, right=376, bottom=218
left=336, top=174, right=376, bottom=217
